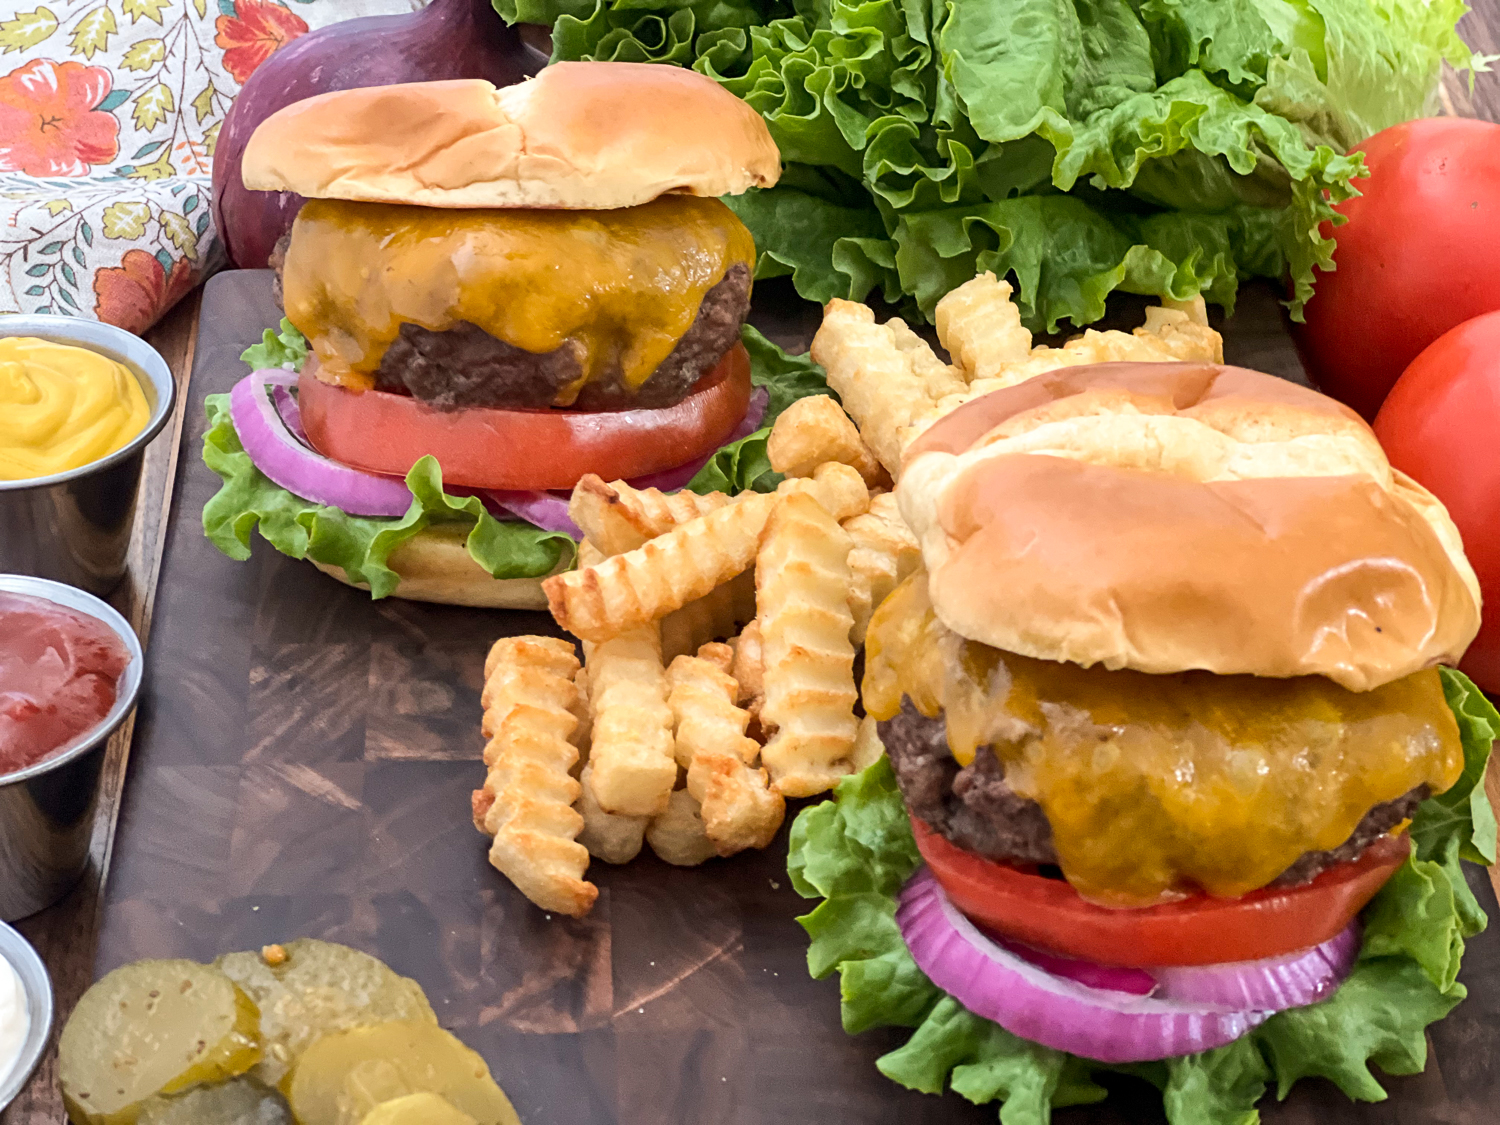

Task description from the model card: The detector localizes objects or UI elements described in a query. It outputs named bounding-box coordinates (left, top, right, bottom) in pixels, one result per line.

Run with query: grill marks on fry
left=474, top=637, right=596, bottom=917
left=757, top=492, right=860, bottom=797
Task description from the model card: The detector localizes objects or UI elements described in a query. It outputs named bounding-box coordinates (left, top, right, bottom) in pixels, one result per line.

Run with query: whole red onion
left=212, top=0, right=541, bottom=269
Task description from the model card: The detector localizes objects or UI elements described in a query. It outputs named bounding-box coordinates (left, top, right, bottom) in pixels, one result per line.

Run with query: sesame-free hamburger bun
left=242, top=63, right=781, bottom=211
left=897, top=361, right=1480, bottom=692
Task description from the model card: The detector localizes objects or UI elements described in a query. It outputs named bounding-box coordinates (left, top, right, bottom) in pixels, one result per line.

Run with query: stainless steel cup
left=0, top=575, right=143, bottom=921
left=0, top=922, right=53, bottom=1111
left=0, top=316, right=176, bottom=598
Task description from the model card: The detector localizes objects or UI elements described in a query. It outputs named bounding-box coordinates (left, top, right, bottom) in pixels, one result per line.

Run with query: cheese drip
left=281, top=195, right=756, bottom=402
left=865, top=572, right=1463, bottom=906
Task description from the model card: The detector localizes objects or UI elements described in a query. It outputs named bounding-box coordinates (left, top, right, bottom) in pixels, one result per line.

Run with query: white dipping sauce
left=0, top=952, right=27, bottom=1087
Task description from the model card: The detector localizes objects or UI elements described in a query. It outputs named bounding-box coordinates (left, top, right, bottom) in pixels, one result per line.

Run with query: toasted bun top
left=898, top=362, right=1481, bottom=691
left=242, top=64, right=781, bottom=210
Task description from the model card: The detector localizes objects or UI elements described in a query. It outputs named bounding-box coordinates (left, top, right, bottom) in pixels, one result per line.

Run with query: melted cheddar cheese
left=865, top=572, right=1463, bottom=906
left=281, top=195, right=756, bottom=403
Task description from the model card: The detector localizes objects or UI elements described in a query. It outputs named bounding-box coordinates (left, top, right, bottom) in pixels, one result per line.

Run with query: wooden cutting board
left=93, top=269, right=1500, bottom=1124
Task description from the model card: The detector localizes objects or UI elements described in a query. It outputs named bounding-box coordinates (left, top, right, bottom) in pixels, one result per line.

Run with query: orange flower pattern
left=215, top=0, right=310, bottom=85
left=91, top=248, right=197, bottom=335
left=0, top=0, right=414, bottom=330
left=0, top=59, right=120, bottom=178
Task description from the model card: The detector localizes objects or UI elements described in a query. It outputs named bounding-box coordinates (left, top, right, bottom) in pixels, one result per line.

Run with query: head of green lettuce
left=501, top=0, right=1485, bottom=333
left=201, top=320, right=832, bottom=598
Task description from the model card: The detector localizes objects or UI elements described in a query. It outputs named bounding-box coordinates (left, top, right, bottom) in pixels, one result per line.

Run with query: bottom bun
left=310, top=523, right=562, bottom=609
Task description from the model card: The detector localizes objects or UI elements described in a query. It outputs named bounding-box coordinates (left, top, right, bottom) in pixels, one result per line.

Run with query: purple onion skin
left=212, top=0, right=542, bottom=269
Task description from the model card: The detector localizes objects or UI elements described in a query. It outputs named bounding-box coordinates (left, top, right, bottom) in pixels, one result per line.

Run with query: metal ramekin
left=0, top=922, right=52, bottom=1111
left=0, top=316, right=176, bottom=597
left=0, top=575, right=144, bottom=921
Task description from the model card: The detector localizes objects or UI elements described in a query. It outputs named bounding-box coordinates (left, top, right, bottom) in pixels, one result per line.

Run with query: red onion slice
left=1151, top=924, right=1360, bottom=1010
left=992, top=935, right=1157, bottom=995
left=272, top=382, right=308, bottom=443
left=480, top=490, right=582, bottom=537
left=236, top=378, right=769, bottom=530
left=229, top=371, right=413, bottom=518
left=897, top=868, right=1270, bottom=1063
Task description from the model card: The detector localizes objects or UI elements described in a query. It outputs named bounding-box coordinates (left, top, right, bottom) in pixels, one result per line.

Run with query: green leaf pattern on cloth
left=498, top=0, right=1479, bottom=330
left=786, top=669, right=1496, bottom=1124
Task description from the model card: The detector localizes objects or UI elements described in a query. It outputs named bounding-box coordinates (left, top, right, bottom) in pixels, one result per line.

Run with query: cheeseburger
left=809, top=361, right=1494, bottom=1110
left=204, top=64, right=780, bottom=607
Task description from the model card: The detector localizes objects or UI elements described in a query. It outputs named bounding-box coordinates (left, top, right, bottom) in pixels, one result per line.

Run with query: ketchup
left=0, top=592, right=131, bottom=775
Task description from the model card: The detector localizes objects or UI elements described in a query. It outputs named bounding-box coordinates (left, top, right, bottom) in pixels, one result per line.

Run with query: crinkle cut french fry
left=667, top=653, right=758, bottom=770
left=731, top=620, right=764, bottom=715
left=660, top=569, right=757, bottom=664
left=810, top=299, right=964, bottom=477
left=545, top=492, right=778, bottom=642
left=756, top=492, right=858, bottom=797
left=575, top=763, right=647, bottom=864
left=480, top=636, right=579, bottom=747
left=851, top=715, right=887, bottom=772
left=475, top=636, right=595, bottom=916
left=545, top=465, right=866, bottom=643
left=934, top=271, right=1033, bottom=383
left=842, top=492, right=921, bottom=646
left=695, top=640, right=734, bottom=675
left=569, top=474, right=733, bottom=556
left=668, top=652, right=783, bottom=854
left=645, top=789, right=719, bottom=867
left=767, top=395, right=888, bottom=489
left=584, top=624, right=677, bottom=817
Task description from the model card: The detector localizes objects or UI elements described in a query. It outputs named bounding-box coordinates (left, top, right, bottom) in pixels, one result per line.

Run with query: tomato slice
left=912, top=815, right=1408, bottom=967
left=298, top=344, right=753, bottom=491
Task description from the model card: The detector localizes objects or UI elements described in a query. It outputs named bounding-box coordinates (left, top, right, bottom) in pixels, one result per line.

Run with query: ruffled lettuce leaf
left=203, top=322, right=832, bottom=594
left=240, top=317, right=309, bottom=372
left=501, top=0, right=1479, bottom=329
left=202, top=395, right=574, bottom=597
left=786, top=670, right=1496, bottom=1125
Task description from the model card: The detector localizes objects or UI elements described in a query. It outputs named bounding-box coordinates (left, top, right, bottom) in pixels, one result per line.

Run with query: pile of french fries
left=473, top=271, right=1224, bottom=916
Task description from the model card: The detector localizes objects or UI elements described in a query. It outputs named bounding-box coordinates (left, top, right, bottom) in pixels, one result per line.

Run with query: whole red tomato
left=1373, top=310, right=1500, bottom=693
left=1294, top=117, right=1500, bottom=421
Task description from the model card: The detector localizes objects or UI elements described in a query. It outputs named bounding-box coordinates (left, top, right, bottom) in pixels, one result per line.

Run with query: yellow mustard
left=281, top=195, right=756, bottom=403
left=865, top=570, right=1463, bottom=907
left=0, top=336, right=150, bottom=481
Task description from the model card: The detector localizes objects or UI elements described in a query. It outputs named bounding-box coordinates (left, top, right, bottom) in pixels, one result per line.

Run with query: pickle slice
left=285, top=1021, right=518, bottom=1125
left=215, top=941, right=435, bottom=1088
left=60, top=960, right=262, bottom=1125
left=359, top=1093, right=479, bottom=1125
left=137, top=1076, right=292, bottom=1125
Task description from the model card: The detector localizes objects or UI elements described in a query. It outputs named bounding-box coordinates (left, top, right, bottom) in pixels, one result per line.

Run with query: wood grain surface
left=3, top=291, right=200, bottom=1125
left=32, top=270, right=1488, bottom=1125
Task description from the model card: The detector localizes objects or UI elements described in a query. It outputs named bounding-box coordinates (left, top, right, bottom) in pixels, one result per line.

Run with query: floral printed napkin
left=0, top=0, right=414, bottom=334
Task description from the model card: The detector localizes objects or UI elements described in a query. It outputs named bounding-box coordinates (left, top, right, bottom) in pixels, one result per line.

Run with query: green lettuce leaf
left=504, top=0, right=1480, bottom=329
left=786, top=670, right=1496, bottom=1124
left=202, top=394, right=574, bottom=597
left=203, top=322, right=832, bottom=595
left=240, top=317, right=309, bottom=372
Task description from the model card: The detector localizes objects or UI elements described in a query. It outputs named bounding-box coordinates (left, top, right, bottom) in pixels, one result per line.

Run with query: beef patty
left=880, top=698, right=1427, bottom=889
left=271, top=231, right=749, bottom=411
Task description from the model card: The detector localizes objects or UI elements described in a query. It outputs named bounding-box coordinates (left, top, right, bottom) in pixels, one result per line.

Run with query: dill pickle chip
left=215, top=940, right=435, bottom=1088
left=60, top=960, right=262, bottom=1125
left=285, top=1021, right=518, bottom=1125
left=137, top=1076, right=291, bottom=1125
left=359, top=1093, right=479, bottom=1125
